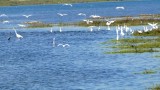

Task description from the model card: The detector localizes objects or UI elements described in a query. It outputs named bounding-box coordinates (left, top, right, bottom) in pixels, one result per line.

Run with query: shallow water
left=0, top=27, right=160, bottom=90
left=0, top=0, right=160, bottom=90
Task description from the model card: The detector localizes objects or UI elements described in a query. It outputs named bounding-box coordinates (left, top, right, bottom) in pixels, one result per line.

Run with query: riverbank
left=0, top=0, right=130, bottom=6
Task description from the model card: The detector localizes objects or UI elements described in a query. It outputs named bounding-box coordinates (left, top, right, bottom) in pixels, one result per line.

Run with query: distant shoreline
left=0, top=0, right=135, bottom=6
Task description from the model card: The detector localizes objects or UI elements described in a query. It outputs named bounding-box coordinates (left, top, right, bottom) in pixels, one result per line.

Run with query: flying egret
left=2, top=20, right=10, bottom=24
left=23, top=14, right=32, bottom=18
left=58, top=44, right=70, bottom=47
left=63, top=3, right=72, bottom=7
left=0, top=14, right=7, bottom=17
left=148, top=22, right=158, bottom=29
left=17, top=24, right=26, bottom=28
left=83, top=19, right=93, bottom=24
left=116, top=6, right=125, bottom=10
left=90, top=15, right=101, bottom=18
left=106, top=21, right=114, bottom=30
left=57, top=13, right=68, bottom=16
left=13, top=28, right=23, bottom=39
left=78, top=13, right=86, bottom=16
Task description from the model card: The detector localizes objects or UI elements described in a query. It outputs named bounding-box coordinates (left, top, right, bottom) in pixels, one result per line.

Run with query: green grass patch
left=25, top=21, right=53, bottom=28
left=134, top=69, right=157, bottom=75
left=148, top=84, right=160, bottom=90
left=133, top=29, right=160, bottom=36
left=104, top=37, right=160, bottom=54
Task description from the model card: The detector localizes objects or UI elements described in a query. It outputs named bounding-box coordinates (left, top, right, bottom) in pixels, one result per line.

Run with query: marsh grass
left=133, top=29, right=160, bottom=36
left=0, top=0, right=121, bottom=6
left=105, top=37, right=160, bottom=54
left=25, top=21, right=53, bottom=28
left=148, top=84, right=160, bottom=90
left=134, top=69, right=157, bottom=75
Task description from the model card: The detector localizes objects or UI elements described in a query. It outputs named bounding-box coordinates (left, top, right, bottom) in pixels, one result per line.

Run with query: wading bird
left=13, top=28, right=23, bottom=39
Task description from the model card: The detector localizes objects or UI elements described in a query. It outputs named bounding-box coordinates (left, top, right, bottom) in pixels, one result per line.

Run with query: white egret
left=17, top=24, right=26, bottom=28
left=88, top=26, right=95, bottom=32
left=106, top=21, right=114, bottom=30
left=120, top=26, right=125, bottom=36
left=63, top=3, right=72, bottom=7
left=59, top=27, right=62, bottom=32
left=0, top=14, right=7, bottom=17
left=13, top=28, right=23, bottom=39
left=78, top=13, right=86, bottom=16
left=90, top=15, right=101, bottom=18
left=23, top=14, right=32, bottom=18
left=148, top=22, right=158, bottom=29
left=116, top=26, right=119, bottom=41
left=83, top=19, right=93, bottom=24
left=2, top=20, right=10, bottom=24
left=52, top=38, right=56, bottom=47
left=58, top=44, right=70, bottom=47
left=116, top=6, right=125, bottom=10
left=50, top=28, right=53, bottom=33
left=57, top=13, right=68, bottom=16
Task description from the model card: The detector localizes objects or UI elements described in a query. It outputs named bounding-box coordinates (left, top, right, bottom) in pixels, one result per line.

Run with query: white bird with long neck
left=143, top=26, right=148, bottom=32
left=120, top=26, right=125, bottom=36
left=116, top=26, right=119, bottom=41
left=13, top=28, right=23, bottom=39
left=52, top=38, right=56, bottom=47
left=88, top=26, right=95, bottom=32
left=59, top=27, right=62, bottom=32
left=50, top=28, right=53, bottom=33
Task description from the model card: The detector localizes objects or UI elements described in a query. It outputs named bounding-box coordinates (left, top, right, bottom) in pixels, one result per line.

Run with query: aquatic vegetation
left=133, top=28, right=160, bottom=36
left=148, top=84, right=160, bottom=90
left=105, top=37, right=160, bottom=54
left=0, top=0, right=125, bottom=6
left=134, top=69, right=157, bottom=75
left=25, top=21, right=53, bottom=28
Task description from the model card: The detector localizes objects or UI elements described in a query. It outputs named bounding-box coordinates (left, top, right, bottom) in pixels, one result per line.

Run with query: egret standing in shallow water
left=52, top=38, right=56, bottom=47
left=13, top=28, right=23, bottom=39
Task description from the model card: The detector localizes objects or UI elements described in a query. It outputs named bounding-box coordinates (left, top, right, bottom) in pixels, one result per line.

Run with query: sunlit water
left=0, top=0, right=160, bottom=90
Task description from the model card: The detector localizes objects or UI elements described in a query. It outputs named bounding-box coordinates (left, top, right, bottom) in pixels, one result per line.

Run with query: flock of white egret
left=0, top=3, right=159, bottom=48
